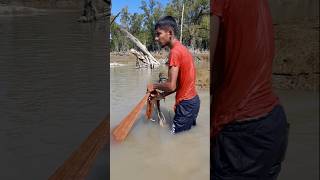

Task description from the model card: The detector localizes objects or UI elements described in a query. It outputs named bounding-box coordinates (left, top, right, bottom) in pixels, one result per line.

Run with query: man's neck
left=168, top=38, right=178, bottom=49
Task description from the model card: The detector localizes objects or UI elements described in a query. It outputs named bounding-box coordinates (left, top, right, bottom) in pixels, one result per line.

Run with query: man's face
left=155, top=28, right=172, bottom=48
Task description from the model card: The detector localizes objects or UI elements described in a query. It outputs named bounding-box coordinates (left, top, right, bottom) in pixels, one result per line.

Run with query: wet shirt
left=169, top=40, right=197, bottom=105
left=212, top=0, right=279, bottom=137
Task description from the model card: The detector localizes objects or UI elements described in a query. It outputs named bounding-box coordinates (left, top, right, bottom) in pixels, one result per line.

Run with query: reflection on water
left=0, top=12, right=107, bottom=179
left=110, top=59, right=210, bottom=180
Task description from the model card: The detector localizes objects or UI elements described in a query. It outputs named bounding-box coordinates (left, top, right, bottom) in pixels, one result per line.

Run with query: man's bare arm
left=148, top=66, right=179, bottom=93
left=161, top=90, right=175, bottom=97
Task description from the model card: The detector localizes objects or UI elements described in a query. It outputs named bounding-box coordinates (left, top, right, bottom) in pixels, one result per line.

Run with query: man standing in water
left=211, top=0, right=289, bottom=179
left=147, top=16, right=200, bottom=134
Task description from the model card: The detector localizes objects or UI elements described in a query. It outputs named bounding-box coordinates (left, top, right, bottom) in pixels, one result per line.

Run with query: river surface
left=0, top=11, right=108, bottom=179
left=110, top=59, right=210, bottom=180
left=275, top=89, right=319, bottom=180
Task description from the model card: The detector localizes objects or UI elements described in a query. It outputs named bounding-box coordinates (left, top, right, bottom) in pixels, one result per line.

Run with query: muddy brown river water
left=0, top=11, right=107, bottom=179
left=110, top=58, right=210, bottom=180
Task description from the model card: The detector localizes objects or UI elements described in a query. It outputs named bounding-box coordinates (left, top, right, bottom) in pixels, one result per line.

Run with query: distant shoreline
left=0, top=5, right=81, bottom=15
left=110, top=50, right=209, bottom=61
left=0, top=4, right=81, bottom=16
left=110, top=52, right=210, bottom=89
left=0, top=0, right=81, bottom=9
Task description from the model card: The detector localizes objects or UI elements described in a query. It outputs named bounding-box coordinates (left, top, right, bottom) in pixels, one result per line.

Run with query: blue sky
left=111, top=0, right=170, bottom=15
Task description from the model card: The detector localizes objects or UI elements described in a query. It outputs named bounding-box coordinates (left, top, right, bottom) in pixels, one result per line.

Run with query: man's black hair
left=155, top=16, right=178, bottom=36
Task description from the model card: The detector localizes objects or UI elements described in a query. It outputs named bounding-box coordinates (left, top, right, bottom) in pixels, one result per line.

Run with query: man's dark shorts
left=172, top=95, right=200, bottom=134
left=212, top=105, right=290, bottom=180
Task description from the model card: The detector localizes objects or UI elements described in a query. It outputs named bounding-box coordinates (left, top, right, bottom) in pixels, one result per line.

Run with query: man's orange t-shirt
left=212, top=0, right=279, bottom=137
left=168, top=40, right=197, bottom=105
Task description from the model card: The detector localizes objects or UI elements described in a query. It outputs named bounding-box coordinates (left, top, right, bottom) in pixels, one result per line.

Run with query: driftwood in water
left=49, top=118, right=108, bottom=180
left=118, top=27, right=160, bottom=67
left=130, top=49, right=155, bottom=68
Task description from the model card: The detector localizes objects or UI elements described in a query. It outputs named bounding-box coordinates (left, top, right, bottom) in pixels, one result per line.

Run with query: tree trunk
left=180, top=3, right=184, bottom=42
left=118, top=27, right=160, bottom=66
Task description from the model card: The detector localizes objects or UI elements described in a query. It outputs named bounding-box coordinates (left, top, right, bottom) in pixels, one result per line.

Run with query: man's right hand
left=149, top=91, right=165, bottom=101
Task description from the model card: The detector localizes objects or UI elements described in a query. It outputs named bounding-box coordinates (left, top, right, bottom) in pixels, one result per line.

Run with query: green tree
left=181, top=0, right=209, bottom=49
left=140, top=0, right=163, bottom=51
left=129, top=13, right=146, bottom=45
left=120, top=6, right=130, bottom=29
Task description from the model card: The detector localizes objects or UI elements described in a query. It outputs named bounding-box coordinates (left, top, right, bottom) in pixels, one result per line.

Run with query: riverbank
left=0, top=0, right=107, bottom=15
left=0, top=5, right=46, bottom=15
left=272, top=18, right=319, bottom=90
left=110, top=50, right=209, bottom=62
left=110, top=51, right=210, bottom=89
left=0, top=1, right=81, bottom=10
